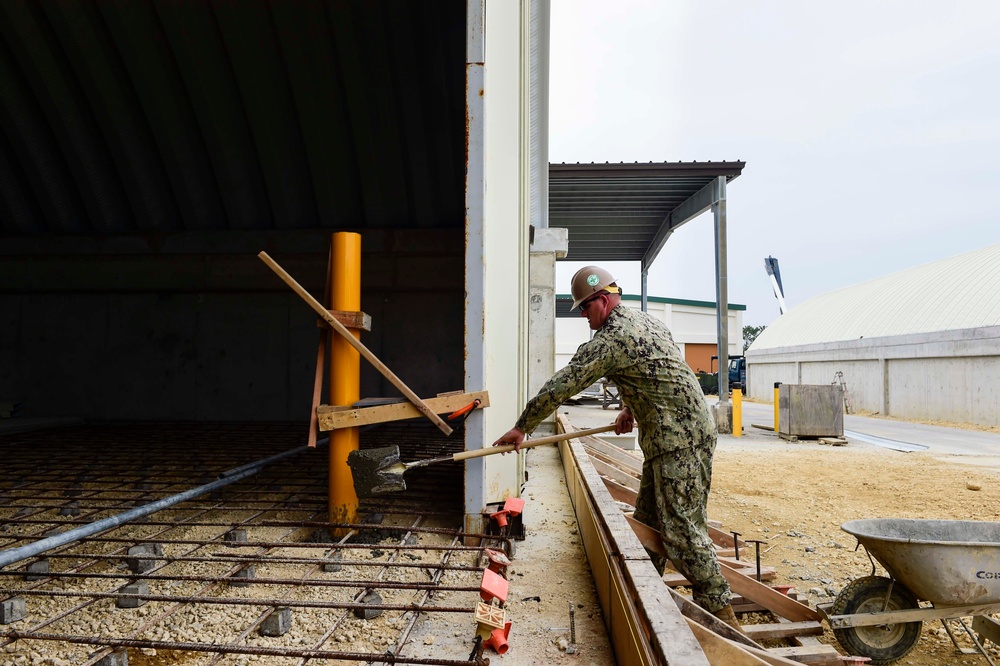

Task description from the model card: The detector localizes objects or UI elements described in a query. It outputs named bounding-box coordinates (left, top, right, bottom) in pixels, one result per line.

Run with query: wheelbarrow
left=817, top=518, right=1000, bottom=665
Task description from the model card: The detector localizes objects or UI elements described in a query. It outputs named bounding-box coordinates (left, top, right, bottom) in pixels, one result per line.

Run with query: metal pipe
left=0, top=632, right=482, bottom=665
left=329, top=232, right=362, bottom=531
left=0, top=440, right=326, bottom=570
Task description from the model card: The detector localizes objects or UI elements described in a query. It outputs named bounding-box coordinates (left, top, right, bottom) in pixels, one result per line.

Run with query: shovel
left=347, top=424, right=618, bottom=497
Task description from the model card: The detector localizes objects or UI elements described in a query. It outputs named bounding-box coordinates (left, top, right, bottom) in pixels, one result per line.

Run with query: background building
left=746, top=243, right=1000, bottom=427
left=555, top=294, right=745, bottom=374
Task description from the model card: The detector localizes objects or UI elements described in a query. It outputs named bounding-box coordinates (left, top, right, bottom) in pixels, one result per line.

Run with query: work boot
left=712, top=604, right=746, bottom=635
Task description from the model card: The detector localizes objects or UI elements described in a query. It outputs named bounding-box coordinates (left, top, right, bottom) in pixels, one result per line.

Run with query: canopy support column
left=713, top=176, right=732, bottom=433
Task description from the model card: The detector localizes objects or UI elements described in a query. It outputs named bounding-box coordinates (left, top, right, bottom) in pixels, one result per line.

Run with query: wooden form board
left=573, top=421, right=836, bottom=663
left=558, top=417, right=799, bottom=666
left=316, top=390, right=488, bottom=431
left=557, top=420, right=711, bottom=665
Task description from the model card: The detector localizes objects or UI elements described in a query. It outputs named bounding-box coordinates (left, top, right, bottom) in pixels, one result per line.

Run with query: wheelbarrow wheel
left=831, top=575, right=922, bottom=664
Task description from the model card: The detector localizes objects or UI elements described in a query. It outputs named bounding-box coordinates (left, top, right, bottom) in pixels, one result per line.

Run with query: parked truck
left=696, top=355, right=746, bottom=394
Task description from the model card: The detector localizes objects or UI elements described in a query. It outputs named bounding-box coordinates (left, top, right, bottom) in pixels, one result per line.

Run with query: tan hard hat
left=570, top=266, right=619, bottom=309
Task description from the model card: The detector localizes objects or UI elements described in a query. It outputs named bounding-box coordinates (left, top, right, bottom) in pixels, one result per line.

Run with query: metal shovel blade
left=347, top=446, right=408, bottom=497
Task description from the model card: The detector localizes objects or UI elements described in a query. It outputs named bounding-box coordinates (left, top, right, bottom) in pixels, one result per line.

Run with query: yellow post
left=732, top=388, right=742, bottom=437
left=329, top=232, right=361, bottom=530
left=773, top=382, right=781, bottom=433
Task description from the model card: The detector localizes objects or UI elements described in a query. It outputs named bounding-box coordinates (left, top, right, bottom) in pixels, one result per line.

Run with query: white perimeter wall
left=555, top=299, right=743, bottom=372
left=746, top=326, right=1000, bottom=427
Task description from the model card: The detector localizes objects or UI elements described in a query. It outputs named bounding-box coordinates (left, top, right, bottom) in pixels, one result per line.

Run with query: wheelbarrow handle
left=454, top=424, right=619, bottom=462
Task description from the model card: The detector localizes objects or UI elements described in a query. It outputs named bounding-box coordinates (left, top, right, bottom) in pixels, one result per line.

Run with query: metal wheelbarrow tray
left=819, top=518, right=1000, bottom=665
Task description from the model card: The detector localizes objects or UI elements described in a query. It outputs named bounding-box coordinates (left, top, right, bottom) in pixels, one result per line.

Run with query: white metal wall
left=465, top=0, right=530, bottom=521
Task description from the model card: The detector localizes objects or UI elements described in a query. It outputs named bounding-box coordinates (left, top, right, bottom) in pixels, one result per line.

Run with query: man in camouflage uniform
left=493, top=266, right=741, bottom=631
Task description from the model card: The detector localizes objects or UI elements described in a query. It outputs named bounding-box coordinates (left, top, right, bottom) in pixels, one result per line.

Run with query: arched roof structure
left=750, top=243, right=1000, bottom=351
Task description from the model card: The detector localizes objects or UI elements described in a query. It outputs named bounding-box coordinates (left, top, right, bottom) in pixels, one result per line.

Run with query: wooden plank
left=974, top=614, right=1000, bottom=646
left=764, top=645, right=841, bottom=664
left=668, top=586, right=764, bottom=651
left=683, top=617, right=772, bottom=665
left=592, top=456, right=641, bottom=489
left=317, top=390, right=489, bottom=431
left=586, top=446, right=642, bottom=477
left=743, top=622, right=823, bottom=641
left=315, top=309, right=372, bottom=332
left=307, top=324, right=327, bottom=449
left=583, top=438, right=642, bottom=474
left=664, top=566, right=774, bottom=587
left=603, top=476, right=640, bottom=506
left=709, top=526, right=747, bottom=550
left=732, top=591, right=799, bottom=614
left=612, top=483, right=743, bottom=552
left=719, top=562, right=820, bottom=623
left=775, top=616, right=836, bottom=662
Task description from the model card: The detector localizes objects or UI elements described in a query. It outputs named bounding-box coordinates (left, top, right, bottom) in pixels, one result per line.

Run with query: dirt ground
left=710, top=435, right=1000, bottom=665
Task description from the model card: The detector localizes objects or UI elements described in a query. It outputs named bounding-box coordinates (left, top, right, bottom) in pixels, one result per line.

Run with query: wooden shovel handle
left=258, top=251, right=453, bottom=436
left=454, top=424, right=618, bottom=461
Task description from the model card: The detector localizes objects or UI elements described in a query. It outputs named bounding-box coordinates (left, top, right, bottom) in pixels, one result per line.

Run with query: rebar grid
left=0, top=422, right=499, bottom=665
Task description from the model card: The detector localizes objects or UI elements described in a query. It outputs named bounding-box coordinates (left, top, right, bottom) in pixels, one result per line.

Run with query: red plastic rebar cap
left=489, top=509, right=510, bottom=528
left=479, top=568, right=509, bottom=604
left=503, top=497, right=525, bottom=517
left=485, top=621, right=513, bottom=654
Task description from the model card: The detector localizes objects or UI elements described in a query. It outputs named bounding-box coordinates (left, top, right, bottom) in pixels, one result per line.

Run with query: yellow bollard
left=773, top=382, right=781, bottom=433
left=732, top=388, right=742, bottom=437
left=329, top=232, right=362, bottom=531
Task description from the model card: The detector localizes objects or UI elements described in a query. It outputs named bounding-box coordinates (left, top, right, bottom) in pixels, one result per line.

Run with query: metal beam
left=641, top=178, right=720, bottom=272
left=713, top=177, right=730, bottom=405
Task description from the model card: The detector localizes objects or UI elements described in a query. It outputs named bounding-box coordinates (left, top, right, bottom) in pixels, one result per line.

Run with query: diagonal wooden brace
left=258, top=251, right=452, bottom=436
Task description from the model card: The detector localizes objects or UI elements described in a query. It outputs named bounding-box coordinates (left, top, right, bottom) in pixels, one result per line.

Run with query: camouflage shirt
left=515, top=305, right=714, bottom=457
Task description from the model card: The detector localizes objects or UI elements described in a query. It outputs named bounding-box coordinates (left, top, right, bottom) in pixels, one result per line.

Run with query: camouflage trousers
left=633, top=432, right=731, bottom=613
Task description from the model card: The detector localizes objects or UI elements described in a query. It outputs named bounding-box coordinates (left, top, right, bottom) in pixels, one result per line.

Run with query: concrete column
left=528, top=228, right=568, bottom=437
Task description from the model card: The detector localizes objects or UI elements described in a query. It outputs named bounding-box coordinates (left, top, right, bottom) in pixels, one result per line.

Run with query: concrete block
left=59, top=501, right=81, bottom=516
left=354, top=590, right=383, bottom=619
left=126, top=545, right=158, bottom=574
left=0, top=597, right=26, bottom=624
left=778, top=384, right=845, bottom=437
left=224, top=529, right=247, bottom=546
left=712, top=402, right=732, bottom=434
left=25, top=559, right=49, bottom=581
left=529, top=226, right=569, bottom=258
left=95, top=648, right=129, bottom=666
left=230, top=565, right=255, bottom=587
left=322, top=551, right=342, bottom=573
left=259, top=607, right=292, bottom=636
left=117, top=581, right=148, bottom=609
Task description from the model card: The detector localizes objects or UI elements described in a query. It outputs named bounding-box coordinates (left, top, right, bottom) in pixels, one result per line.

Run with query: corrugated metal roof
left=750, top=243, right=1000, bottom=351
left=0, top=1, right=466, bottom=238
left=549, top=161, right=744, bottom=263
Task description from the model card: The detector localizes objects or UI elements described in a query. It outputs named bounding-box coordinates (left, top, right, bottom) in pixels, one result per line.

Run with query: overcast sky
left=549, top=0, right=1000, bottom=327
